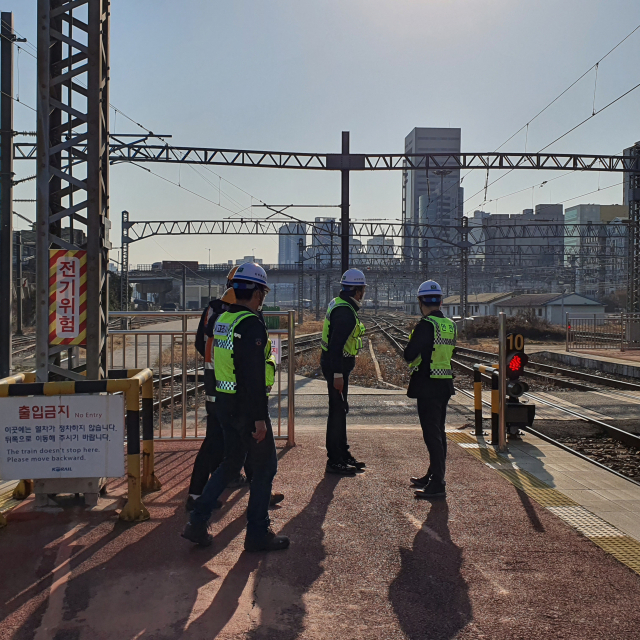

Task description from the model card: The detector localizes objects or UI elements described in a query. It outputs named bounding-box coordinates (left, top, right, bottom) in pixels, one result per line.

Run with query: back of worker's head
left=417, top=280, right=443, bottom=314
left=340, top=269, right=367, bottom=301
left=231, top=263, right=269, bottom=308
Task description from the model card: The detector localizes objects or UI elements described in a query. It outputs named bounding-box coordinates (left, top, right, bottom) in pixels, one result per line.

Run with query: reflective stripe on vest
left=408, top=315, right=457, bottom=379
left=320, top=297, right=365, bottom=357
left=213, top=310, right=255, bottom=394
left=265, top=337, right=276, bottom=392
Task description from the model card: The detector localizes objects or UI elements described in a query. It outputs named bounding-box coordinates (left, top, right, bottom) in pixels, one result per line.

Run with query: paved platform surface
left=502, top=431, right=640, bottom=542
left=2, top=423, right=640, bottom=639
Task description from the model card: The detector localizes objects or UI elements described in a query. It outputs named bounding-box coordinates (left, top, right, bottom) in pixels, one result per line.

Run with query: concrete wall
left=546, top=304, right=605, bottom=325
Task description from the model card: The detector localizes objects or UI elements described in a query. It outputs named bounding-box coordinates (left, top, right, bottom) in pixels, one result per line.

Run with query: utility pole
left=182, top=265, right=187, bottom=310
left=297, top=238, right=304, bottom=324
left=15, top=231, right=22, bottom=335
left=341, top=131, right=350, bottom=275
left=315, top=252, right=320, bottom=320
left=0, top=13, right=13, bottom=376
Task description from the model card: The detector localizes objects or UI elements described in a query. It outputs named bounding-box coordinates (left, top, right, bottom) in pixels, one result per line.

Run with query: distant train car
left=151, top=262, right=162, bottom=271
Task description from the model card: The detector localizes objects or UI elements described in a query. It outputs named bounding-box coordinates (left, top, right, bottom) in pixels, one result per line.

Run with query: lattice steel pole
left=36, top=0, right=110, bottom=382
left=627, top=143, right=640, bottom=312
left=341, top=131, right=350, bottom=274
left=121, top=210, right=129, bottom=312
left=297, top=238, right=304, bottom=325
left=460, top=216, right=469, bottom=320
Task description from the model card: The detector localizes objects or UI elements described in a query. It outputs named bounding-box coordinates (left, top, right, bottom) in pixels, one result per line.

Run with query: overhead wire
left=3, top=18, right=273, bottom=222
left=425, top=21, right=640, bottom=221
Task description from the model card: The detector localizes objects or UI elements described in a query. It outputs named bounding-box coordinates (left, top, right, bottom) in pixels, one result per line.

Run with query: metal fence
left=108, top=310, right=296, bottom=444
left=566, top=313, right=640, bottom=351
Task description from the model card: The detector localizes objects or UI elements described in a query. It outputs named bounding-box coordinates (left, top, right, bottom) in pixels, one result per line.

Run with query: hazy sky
left=10, top=0, right=640, bottom=267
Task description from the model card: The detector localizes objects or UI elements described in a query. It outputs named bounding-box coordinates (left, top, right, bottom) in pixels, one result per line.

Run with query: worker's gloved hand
left=333, top=376, right=344, bottom=393
left=253, top=420, right=267, bottom=442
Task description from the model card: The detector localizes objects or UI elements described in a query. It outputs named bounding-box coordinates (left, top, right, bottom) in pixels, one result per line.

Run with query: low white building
left=494, top=292, right=605, bottom=325
left=441, top=292, right=514, bottom=318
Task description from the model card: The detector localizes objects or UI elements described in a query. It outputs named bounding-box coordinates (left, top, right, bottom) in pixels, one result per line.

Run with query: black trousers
left=191, top=396, right=277, bottom=536
left=188, top=400, right=254, bottom=495
left=416, top=393, right=450, bottom=484
left=322, top=366, right=351, bottom=463
left=188, top=400, right=225, bottom=495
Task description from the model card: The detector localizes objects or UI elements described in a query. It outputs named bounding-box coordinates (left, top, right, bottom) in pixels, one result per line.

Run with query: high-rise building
left=483, top=205, right=564, bottom=271
left=403, top=127, right=462, bottom=265
left=278, top=222, right=306, bottom=265
left=564, top=203, right=628, bottom=296
left=311, top=218, right=362, bottom=266
left=312, top=217, right=337, bottom=266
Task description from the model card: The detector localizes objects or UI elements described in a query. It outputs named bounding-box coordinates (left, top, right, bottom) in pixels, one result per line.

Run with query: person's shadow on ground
left=181, top=473, right=340, bottom=640
left=389, top=501, right=472, bottom=640
left=242, top=473, right=341, bottom=640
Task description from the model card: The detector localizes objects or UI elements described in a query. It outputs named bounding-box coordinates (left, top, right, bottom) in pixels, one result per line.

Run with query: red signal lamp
left=506, top=352, right=528, bottom=379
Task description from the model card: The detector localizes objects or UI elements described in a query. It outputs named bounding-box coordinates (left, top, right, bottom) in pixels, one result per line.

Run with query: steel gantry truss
left=120, top=217, right=629, bottom=244
left=36, top=0, right=110, bottom=381
left=16, top=137, right=639, bottom=172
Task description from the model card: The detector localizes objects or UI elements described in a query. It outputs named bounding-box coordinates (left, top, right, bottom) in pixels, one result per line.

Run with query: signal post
left=497, top=313, right=536, bottom=452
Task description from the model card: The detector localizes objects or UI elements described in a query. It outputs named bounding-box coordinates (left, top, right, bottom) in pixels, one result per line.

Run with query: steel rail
left=452, top=355, right=640, bottom=449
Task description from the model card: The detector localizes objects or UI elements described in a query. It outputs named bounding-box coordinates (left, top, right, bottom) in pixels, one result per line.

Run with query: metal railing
left=565, top=314, right=640, bottom=351
left=108, top=310, right=296, bottom=444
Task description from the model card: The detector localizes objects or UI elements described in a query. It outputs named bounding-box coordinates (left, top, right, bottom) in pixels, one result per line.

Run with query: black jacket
left=195, top=298, right=228, bottom=358
left=320, top=291, right=360, bottom=375
left=403, top=311, right=455, bottom=399
left=214, top=303, right=268, bottom=422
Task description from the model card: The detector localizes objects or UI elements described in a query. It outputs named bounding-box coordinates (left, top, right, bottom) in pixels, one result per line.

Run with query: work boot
left=344, top=455, right=366, bottom=470
left=414, top=479, right=446, bottom=499
left=244, top=526, right=290, bottom=552
left=326, top=461, right=356, bottom=476
left=269, top=492, right=285, bottom=507
left=186, top=496, right=222, bottom=512
left=228, top=474, right=249, bottom=489
left=181, top=521, right=213, bottom=547
left=410, top=472, right=432, bottom=488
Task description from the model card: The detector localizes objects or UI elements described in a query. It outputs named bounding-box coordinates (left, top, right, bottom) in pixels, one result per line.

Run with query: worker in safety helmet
left=403, top=280, right=457, bottom=498
left=187, top=266, right=238, bottom=511
left=183, top=263, right=289, bottom=552
left=320, top=268, right=367, bottom=476
left=188, top=265, right=284, bottom=513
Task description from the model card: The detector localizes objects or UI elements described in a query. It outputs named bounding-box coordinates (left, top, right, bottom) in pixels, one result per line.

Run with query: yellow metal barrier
left=0, top=368, right=158, bottom=527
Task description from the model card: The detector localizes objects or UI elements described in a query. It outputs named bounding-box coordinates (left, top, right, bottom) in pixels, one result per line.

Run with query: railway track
left=10, top=316, right=175, bottom=358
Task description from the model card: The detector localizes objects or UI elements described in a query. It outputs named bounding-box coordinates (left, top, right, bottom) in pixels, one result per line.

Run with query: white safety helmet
left=417, top=280, right=443, bottom=302
left=339, top=268, right=367, bottom=288
left=232, top=262, right=269, bottom=290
